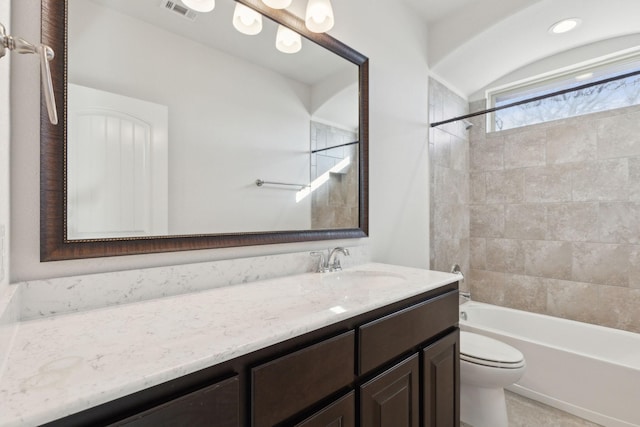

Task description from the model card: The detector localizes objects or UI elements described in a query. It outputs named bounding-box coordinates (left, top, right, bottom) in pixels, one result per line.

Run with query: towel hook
left=1, top=22, right=58, bottom=125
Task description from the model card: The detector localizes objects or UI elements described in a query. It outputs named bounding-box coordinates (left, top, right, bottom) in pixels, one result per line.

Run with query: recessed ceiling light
left=575, top=72, right=594, bottom=81
left=549, top=18, right=582, bottom=34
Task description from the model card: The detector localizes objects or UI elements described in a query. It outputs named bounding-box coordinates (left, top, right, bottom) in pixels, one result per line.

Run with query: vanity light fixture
left=276, top=25, right=302, bottom=53
left=548, top=18, right=581, bottom=34
left=261, top=0, right=292, bottom=9
left=305, top=0, right=334, bottom=33
left=233, top=3, right=263, bottom=35
left=181, top=0, right=215, bottom=13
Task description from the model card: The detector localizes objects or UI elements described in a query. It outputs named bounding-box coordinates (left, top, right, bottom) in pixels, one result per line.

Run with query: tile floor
left=461, top=391, right=603, bottom=426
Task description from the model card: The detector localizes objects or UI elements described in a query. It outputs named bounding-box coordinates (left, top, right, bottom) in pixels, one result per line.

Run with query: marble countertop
left=0, top=263, right=458, bottom=427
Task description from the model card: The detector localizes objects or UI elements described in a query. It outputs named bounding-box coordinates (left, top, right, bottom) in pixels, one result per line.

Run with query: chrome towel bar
left=255, top=179, right=310, bottom=189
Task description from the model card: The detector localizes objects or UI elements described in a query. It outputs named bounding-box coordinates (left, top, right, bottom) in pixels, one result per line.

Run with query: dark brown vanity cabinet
left=356, top=290, right=460, bottom=427
left=45, top=285, right=458, bottom=427
left=251, top=331, right=355, bottom=427
left=422, top=330, right=460, bottom=427
left=294, top=392, right=356, bottom=427
left=360, top=354, right=420, bottom=427
left=110, top=376, right=240, bottom=427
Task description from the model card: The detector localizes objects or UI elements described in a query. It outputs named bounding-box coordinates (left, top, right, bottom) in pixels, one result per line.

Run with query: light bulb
left=262, top=0, right=292, bottom=9
left=276, top=25, right=302, bottom=54
left=233, top=3, right=263, bottom=35
left=181, top=0, right=215, bottom=13
left=305, top=0, right=334, bottom=33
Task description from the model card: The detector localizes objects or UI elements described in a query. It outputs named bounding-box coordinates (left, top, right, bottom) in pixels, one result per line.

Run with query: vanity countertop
left=0, top=263, right=459, bottom=427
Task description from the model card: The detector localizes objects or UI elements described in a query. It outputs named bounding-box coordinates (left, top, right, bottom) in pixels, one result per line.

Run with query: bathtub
left=459, top=301, right=640, bottom=427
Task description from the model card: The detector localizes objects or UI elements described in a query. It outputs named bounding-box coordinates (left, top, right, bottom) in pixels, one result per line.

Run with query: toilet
left=460, top=331, right=526, bottom=427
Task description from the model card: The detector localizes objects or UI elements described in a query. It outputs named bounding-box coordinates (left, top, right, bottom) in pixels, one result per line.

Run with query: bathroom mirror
left=40, top=0, right=369, bottom=260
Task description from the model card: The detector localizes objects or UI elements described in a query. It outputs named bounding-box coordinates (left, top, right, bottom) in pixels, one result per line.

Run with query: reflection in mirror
left=67, top=0, right=359, bottom=239
left=40, top=0, right=369, bottom=260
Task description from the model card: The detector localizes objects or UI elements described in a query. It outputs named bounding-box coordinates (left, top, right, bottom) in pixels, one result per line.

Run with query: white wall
left=69, top=0, right=312, bottom=235
left=9, top=0, right=430, bottom=282
left=330, top=1, right=431, bottom=268
left=0, top=1, right=10, bottom=292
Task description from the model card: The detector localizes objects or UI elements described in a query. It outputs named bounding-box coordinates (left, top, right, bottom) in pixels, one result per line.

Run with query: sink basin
left=319, top=270, right=407, bottom=287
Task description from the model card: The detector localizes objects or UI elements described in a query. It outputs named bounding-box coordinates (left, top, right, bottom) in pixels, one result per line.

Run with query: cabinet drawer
left=252, top=331, right=355, bottom=427
left=358, top=290, right=458, bottom=374
left=111, top=376, right=239, bottom=427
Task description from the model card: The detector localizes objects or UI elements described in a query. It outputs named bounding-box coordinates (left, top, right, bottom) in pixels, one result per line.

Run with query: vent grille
left=160, top=0, right=197, bottom=21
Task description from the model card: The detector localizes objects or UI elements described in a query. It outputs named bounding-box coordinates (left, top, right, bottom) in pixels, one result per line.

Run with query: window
left=487, top=52, right=640, bottom=132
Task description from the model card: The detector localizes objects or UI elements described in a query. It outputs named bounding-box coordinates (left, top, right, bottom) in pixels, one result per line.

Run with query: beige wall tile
left=486, top=169, right=524, bottom=204
left=628, top=246, right=640, bottom=289
left=450, top=135, right=469, bottom=172
left=504, top=128, right=547, bottom=168
left=432, top=129, right=451, bottom=167
left=470, top=238, right=487, bottom=270
left=486, top=238, right=525, bottom=274
left=547, top=203, right=599, bottom=242
left=596, top=110, right=640, bottom=159
left=629, top=156, right=640, bottom=202
left=523, top=240, right=573, bottom=280
left=546, top=122, right=597, bottom=165
left=572, top=242, right=629, bottom=287
left=546, top=279, right=600, bottom=325
left=572, top=159, right=628, bottom=202
left=470, top=205, right=504, bottom=238
left=505, top=204, right=547, bottom=240
left=464, top=102, right=640, bottom=333
left=599, top=202, right=640, bottom=244
left=595, top=286, right=640, bottom=333
left=503, top=274, right=548, bottom=313
left=468, top=269, right=506, bottom=305
left=470, top=137, right=504, bottom=171
left=524, top=165, right=573, bottom=203
left=469, top=172, right=486, bottom=204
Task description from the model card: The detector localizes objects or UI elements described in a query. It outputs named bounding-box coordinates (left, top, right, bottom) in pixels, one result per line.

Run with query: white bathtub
left=459, top=301, right=640, bottom=427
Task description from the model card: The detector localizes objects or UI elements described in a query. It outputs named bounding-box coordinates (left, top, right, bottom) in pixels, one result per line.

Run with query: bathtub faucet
left=460, top=291, right=471, bottom=302
left=451, top=263, right=465, bottom=285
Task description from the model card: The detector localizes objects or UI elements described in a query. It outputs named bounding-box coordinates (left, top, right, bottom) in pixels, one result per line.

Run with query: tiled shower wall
left=429, top=78, right=470, bottom=287
left=468, top=100, right=640, bottom=333
left=310, top=122, right=359, bottom=229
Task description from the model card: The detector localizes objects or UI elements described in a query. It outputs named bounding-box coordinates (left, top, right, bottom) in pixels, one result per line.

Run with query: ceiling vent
left=160, top=0, right=198, bottom=21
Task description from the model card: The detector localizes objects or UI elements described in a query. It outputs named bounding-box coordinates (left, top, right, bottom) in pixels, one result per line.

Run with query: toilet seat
left=460, top=331, right=525, bottom=369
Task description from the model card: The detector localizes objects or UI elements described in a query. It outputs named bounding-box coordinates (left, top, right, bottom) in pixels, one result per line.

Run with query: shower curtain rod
left=430, top=68, right=640, bottom=128
left=311, top=140, right=359, bottom=154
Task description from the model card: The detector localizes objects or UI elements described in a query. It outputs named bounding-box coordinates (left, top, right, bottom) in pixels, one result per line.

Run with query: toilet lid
left=460, top=331, right=525, bottom=369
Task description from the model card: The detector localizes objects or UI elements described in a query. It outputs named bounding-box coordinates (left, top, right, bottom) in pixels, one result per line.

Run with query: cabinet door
left=360, top=354, right=419, bottom=427
left=111, top=376, right=239, bottom=427
left=422, top=330, right=459, bottom=427
left=294, top=391, right=355, bottom=427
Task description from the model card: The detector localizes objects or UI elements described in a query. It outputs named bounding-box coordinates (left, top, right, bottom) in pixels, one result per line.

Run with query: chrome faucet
left=328, top=247, right=350, bottom=271
left=310, top=247, right=350, bottom=273
left=310, top=251, right=328, bottom=273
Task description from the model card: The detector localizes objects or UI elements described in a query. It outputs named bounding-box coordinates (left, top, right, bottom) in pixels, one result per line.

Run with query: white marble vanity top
left=0, top=263, right=458, bottom=426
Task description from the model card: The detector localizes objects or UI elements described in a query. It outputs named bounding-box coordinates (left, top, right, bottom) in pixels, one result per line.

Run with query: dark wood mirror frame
left=40, top=0, right=368, bottom=261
